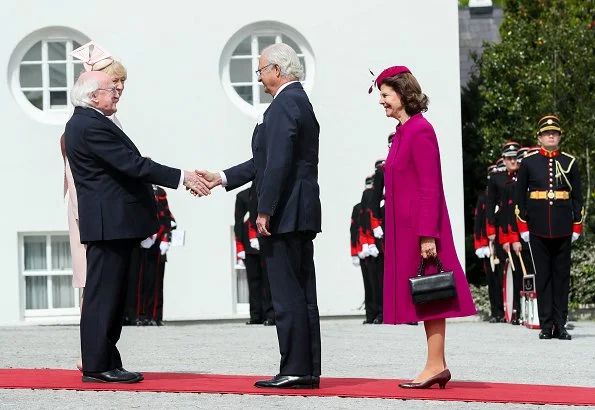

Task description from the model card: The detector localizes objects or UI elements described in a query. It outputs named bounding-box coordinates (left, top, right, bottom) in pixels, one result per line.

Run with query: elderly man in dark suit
left=65, top=70, right=208, bottom=383
left=199, top=43, right=322, bottom=389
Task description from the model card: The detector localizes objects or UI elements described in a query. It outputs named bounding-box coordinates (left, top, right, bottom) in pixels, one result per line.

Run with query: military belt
left=529, top=190, right=570, bottom=200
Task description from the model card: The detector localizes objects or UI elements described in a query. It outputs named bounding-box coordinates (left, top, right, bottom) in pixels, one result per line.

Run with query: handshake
left=182, top=170, right=222, bottom=197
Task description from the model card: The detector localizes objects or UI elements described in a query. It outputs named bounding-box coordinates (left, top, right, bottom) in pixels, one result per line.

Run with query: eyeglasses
left=255, top=63, right=274, bottom=76
left=97, top=86, right=118, bottom=95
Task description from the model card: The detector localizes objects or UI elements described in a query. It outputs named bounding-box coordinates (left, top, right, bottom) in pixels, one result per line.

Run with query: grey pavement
left=0, top=317, right=594, bottom=409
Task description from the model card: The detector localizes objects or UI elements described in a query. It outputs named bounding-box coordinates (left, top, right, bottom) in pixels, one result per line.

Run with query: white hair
left=263, top=43, right=304, bottom=81
left=70, top=74, right=100, bottom=108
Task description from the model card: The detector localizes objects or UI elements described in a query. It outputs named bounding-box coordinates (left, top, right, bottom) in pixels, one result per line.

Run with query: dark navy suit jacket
left=224, top=82, right=322, bottom=235
left=65, top=107, right=181, bottom=243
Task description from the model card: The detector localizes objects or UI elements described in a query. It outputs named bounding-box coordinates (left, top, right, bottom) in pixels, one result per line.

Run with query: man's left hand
left=257, top=213, right=271, bottom=236
left=572, top=232, right=580, bottom=243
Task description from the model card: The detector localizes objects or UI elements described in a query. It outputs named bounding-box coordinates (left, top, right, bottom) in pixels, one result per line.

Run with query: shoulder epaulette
left=524, top=151, right=538, bottom=159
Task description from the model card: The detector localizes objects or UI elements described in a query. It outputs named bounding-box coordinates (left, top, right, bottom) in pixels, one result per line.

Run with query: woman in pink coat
left=61, top=43, right=128, bottom=371
left=373, top=66, right=476, bottom=389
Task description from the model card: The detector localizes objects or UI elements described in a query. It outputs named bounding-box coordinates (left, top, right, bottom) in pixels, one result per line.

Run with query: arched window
left=8, top=27, right=89, bottom=124
left=221, top=22, right=315, bottom=117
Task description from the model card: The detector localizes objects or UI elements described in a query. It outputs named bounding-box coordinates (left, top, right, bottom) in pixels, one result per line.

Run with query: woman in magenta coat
left=373, top=66, right=477, bottom=389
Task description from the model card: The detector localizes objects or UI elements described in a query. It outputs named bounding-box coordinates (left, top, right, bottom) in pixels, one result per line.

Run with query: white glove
left=361, top=243, right=370, bottom=258
left=373, top=226, right=384, bottom=239
left=352, top=256, right=360, bottom=266
left=368, top=244, right=379, bottom=258
left=159, top=241, right=170, bottom=255
left=520, top=232, right=530, bottom=243
left=475, top=248, right=485, bottom=259
left=237, top=250, right=246, bottom=260
left=249, top=238, right=260, bottom=251
left=482, top=246, right=491, bottom=258
left=235, top=259, right=245, bottom=269
left=140, top=235, right=156, bottom=249
left=572, top=232, right=580, bottom=243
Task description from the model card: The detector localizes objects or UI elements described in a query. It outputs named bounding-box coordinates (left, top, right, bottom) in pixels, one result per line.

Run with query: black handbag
left=409, top=256, right=457, bottom=305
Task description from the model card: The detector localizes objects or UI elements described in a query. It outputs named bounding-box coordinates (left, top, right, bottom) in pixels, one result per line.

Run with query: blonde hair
left=100, top=60, right=127, bottom=80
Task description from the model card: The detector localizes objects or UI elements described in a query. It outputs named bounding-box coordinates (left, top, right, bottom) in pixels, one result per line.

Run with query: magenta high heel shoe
left=398, top=369, right=451, bottom=389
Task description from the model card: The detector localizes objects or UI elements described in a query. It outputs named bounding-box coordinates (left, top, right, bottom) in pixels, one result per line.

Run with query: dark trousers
left=261, top=232, right=321, bottom=377
left=143, top=247, right=163, bottom=321
left=367, top=254, right=384, bottom=321
left=506, top=251, right=524, bottom=317
left=244, top=253, right=274, bottom=322
left=123, top=246, right=143, bottom=323
left=484, top=250, right=504, bottom=319
left=82, top=239, right=136, bottom=372
left=360, top=258, right=376, bottom=322
left=530, top=234, right=572, bottom=331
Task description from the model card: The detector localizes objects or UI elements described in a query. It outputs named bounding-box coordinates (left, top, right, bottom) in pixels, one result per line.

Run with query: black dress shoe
left=246, top=319, right=263, bottom=325
left=254, top=374, right=319, bottom=389
left=372, top=318, right=383, bottom=324
left=156, top=320, right=165, bottom=326
left=488, top=317, right=498, bottom=323
left=82, top=368, right=142, bottom=383
left=263, top=319, right=276, bottom=326
left=118, top=368, right=144, bottom=381
left=498, top=317, right=507, bottom=323
left=511, top=318, right=520, bottom=325
left=363, top=319, right=373, bottom=324
left=539, top=329, right=552, bottom=339
left=553, top=327, right=572, bottom=340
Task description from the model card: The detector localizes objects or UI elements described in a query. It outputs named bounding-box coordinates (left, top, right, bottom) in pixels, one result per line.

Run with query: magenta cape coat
left=383, top=113, right=476, bottom=324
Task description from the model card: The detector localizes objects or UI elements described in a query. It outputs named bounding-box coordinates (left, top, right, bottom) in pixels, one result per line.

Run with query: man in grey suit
left=199, top=43, right=322, bottom=389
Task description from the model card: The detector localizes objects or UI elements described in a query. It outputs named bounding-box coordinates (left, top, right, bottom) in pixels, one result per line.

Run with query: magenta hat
left=368, top=66, right=411, bottom=93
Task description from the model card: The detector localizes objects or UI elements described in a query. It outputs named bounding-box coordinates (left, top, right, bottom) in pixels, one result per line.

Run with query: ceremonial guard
left=234, top=184, right=274, bottom=325
left=485, top=150, right=509, bottom=323
left=514, top=115, right=583, bottom=340
left=357, top=175, right=381, bottom=323
left=496, top=142, right=523, bottom=325
left=474, top=164, right=502, bottom=321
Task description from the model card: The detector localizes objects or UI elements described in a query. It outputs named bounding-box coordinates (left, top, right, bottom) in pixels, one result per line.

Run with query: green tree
left=474, top=0, right=595, bottom=233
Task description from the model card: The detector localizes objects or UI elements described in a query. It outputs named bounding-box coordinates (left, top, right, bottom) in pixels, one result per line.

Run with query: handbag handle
left=416, top=256, right=445, bottom=276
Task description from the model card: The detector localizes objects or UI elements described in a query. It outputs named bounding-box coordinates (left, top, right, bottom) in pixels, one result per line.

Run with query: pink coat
left=383, top=113, right=476, bottom=324
left=65, top=158, right=87, bottom=288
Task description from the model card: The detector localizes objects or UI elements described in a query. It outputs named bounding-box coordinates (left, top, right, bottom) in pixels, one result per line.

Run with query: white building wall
left=0, top=0, right=463, bottom=325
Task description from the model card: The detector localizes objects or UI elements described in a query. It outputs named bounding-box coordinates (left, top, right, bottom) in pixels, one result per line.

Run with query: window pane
left=52, top=275, right=74, bottom=308
left=73, top=40, right=82, bottom=49
left=299, top=56, right=306, bottom=79
left=258, top=36, right=276, bottom=53
left=234, top=85, right=253, bottom=105
left=259, top=86, right=273, bottom=104
left=230, top=59, right=252, bottom=83
left=51, top=235, right=71, bottom=270
left=24, top=236, right=47, bottom=270
left=20, top=64, right=42, bottom=87
left=49, top=63, right=67, bottom=87
left=23, top=91, right=43, bottom=110
left=236, top=267, right=249, bottom=303
left=48, top=42, right=66, bottom=61
left=73, top=63, right=84, bottom=79
left=23, top=41, right=41, bottom=61
left=282, top=36, right=301, bottom=53
left=26, top=276, right=48, bottom=309
left=233, top=37, right=251, bottom=56
left=50, top=91, right=67, bottom=108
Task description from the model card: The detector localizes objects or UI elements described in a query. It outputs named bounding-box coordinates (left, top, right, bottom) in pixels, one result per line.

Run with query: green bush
left=570, top=239, right=595, bottom=309
left=470, top=284, right=491, bottom=320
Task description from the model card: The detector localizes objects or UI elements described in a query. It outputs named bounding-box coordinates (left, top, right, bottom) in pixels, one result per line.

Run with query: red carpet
left=1, top=369, right=594, bottom=406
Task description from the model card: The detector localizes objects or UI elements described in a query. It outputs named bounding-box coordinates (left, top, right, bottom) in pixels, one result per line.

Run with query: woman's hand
left=420, top=236, right=437, bottom=259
